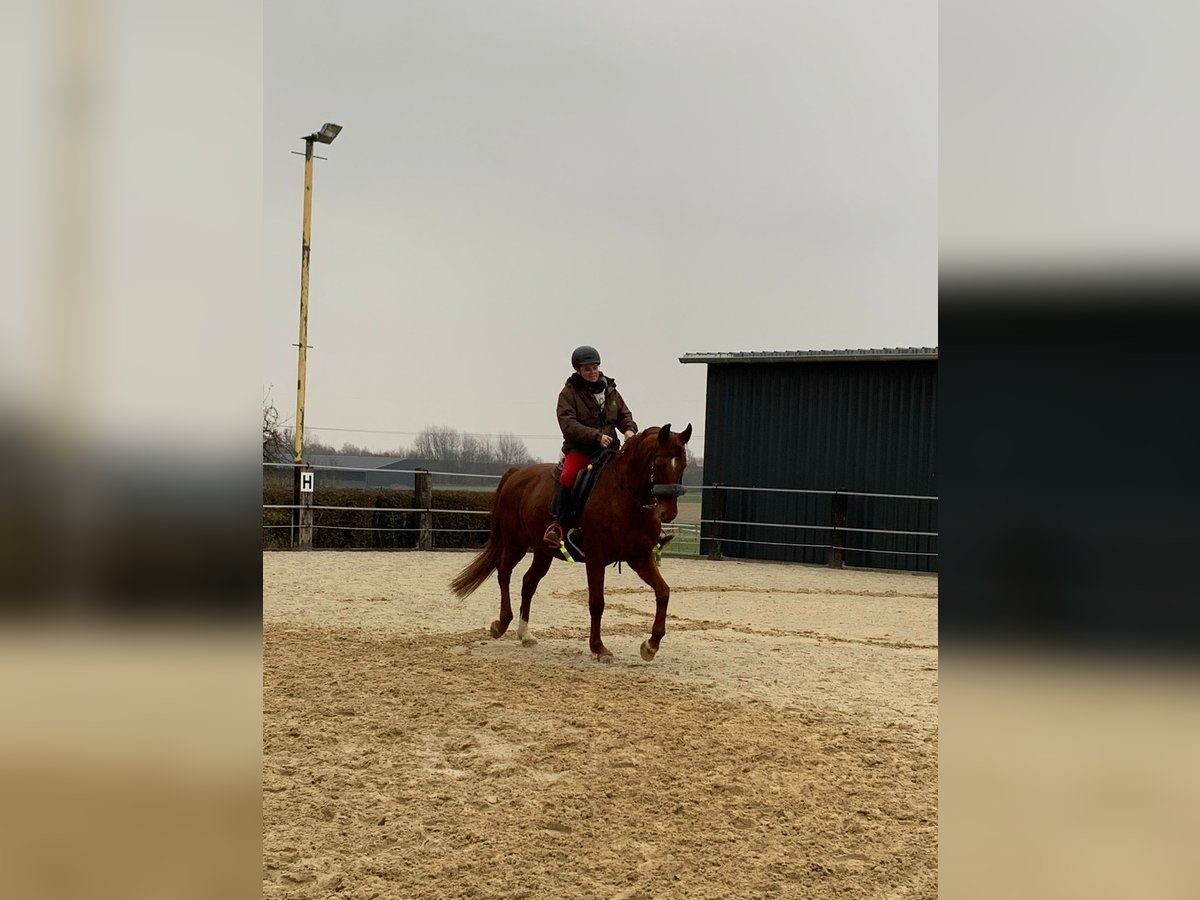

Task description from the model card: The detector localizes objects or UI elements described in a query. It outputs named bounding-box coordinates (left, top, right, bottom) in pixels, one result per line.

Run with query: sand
left=264, top=551, right=938, bottom=899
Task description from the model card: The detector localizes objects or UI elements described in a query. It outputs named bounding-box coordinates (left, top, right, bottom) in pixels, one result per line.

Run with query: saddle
left=551, top=447, right=617, bottom=559
left=554, top=447, right=617, bottom=524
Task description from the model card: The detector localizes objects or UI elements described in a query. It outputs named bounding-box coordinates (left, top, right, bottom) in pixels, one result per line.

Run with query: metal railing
left=262, top=463, right=937, bottom=568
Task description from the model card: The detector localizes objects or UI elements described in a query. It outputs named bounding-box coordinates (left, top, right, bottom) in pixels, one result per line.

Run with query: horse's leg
left=585, top=557, right=613, bottom=662
left=515, top=552, right=552, bottom=647
left=490, top=544, right=524, bottom=639
left=627, top=553, right=670, bottom=661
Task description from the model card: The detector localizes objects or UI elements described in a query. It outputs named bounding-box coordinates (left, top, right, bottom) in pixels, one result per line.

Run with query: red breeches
left=559, top=450, right=591, bottom=487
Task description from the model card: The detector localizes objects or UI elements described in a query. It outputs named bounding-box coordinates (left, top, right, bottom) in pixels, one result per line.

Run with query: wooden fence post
left=828, top=489, right=847, bottom=568
left=708, top=483, right=725, bottom=561
left=415, top=469, right=433, bottom=550
left=293, top=463, right=314, bottom=550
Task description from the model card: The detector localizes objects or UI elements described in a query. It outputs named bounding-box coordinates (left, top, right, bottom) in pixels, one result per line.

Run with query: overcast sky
left=264, top=0, right=936, bottom=461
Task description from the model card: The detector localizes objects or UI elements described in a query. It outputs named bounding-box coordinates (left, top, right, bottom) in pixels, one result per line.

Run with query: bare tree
left=461, top=433, right=499, bottom=463
left=263, top=391, right=290, bottom=463
left=494, top=432, right=534, bottom=465
left=269, top=413, right=536, bottom=466
left=301, top=432, right=338, bottom=455
left=413, top=425, right=462, bottom=462
left=410, top=426, right=532, bottom=464
left=476, top=435, right=497, bottom=463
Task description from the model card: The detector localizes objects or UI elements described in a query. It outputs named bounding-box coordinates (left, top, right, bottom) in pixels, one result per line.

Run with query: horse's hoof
left=521, top=636, right=538, bottom=647
left=489, top=621, right=504, bottom=639
left=595, top=653, right=614, bottom=664
left=640, top=640, right=658, bottom=661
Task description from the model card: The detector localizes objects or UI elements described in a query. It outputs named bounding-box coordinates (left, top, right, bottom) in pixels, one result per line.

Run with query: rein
left=642, top=453, right=658, bottom=509
left=625, top=438, right=672, bottom=509
left=615, top=438, right=659, bottom=509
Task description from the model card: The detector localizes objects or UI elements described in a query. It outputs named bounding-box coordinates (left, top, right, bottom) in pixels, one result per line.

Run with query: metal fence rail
left=710, top=536, right=938, bottom=558
left=263, top=462, right=502, bottom=479
left=263, top=462, right=937, bottom=566
left=263, top=524, right=490, bottom=534
left=698, top=518, right=937, bottom=538
left=264, top=504, right=491, bottom=517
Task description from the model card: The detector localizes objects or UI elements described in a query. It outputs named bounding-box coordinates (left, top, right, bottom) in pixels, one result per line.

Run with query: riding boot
left=544, top=483, right=569, bottom=548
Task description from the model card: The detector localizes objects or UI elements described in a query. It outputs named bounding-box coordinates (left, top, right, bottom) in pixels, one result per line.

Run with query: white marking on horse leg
left=518, top=617, right=537, bottom=646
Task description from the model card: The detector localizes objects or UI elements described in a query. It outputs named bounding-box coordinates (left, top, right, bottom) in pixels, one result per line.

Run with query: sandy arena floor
left=264, top=551, right=938, bottom=899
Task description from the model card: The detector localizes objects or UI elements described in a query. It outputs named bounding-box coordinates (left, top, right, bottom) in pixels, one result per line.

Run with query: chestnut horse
left=450, top=424, right=692, bottom=661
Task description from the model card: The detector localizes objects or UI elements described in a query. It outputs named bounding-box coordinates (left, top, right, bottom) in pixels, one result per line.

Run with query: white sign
left=300, top=471, right=314, bottom=493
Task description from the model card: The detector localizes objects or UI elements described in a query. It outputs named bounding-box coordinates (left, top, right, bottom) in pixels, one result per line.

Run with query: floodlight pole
left=290, top=123, right=340, bottom=548
left=293, top=135, right=315, bottom=463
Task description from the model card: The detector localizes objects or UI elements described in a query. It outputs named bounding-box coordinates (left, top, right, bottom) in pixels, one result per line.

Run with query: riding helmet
left=571, top=345, right=601, bottom=368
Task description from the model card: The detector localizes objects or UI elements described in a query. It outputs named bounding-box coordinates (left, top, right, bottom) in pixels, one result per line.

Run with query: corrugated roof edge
left=678, top=347, right=938, bottom=364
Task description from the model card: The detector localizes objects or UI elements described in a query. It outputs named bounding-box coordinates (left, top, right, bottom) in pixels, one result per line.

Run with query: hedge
left=263, top=485, right=493, bottom=550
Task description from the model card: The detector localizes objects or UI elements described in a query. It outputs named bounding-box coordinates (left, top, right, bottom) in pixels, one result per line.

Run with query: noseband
left=641, top=450, right=687, bottom=508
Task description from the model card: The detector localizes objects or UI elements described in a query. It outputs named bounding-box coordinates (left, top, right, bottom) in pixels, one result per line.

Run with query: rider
left=544, top=345, right=637, bottom=548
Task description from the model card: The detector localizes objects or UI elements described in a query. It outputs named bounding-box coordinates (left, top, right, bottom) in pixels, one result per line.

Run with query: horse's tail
left=449, top=468, right=517, bottom=599
left=449, top=532, right=503, bottom=599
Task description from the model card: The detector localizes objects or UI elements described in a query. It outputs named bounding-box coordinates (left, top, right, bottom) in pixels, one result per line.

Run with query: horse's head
left=628, top=423, right=692, bottom=523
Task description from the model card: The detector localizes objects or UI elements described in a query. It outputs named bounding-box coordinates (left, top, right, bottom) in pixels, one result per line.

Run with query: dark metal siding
left=700, top=360, right=938, bottom=572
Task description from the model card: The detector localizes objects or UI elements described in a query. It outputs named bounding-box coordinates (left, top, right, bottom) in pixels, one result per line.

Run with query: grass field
left=662, top=492, right=702, bottom=556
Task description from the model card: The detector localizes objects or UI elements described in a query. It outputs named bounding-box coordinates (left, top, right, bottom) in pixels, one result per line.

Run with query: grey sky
left=264, top=0, right=936, bottom=462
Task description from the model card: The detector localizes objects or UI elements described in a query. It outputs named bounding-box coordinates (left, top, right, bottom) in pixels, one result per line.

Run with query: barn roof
left=679, top=347, right=938, bottom=364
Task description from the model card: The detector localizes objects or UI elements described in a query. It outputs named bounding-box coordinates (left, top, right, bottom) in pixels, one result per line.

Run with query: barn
left=679, top=347, right=938, bottom=572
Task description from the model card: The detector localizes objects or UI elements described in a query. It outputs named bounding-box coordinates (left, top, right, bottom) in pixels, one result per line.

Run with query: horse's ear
left=658, top=424, right=671, bottom=443
left=680, top=423, right=692, bottom=443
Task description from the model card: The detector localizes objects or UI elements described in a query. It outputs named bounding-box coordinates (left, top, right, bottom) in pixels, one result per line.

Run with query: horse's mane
left=606, top=426, right=681, bottom=493
left=618, top=427, right=662, bottom=471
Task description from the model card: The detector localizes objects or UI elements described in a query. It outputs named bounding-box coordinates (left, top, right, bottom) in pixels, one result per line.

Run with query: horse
left=450, top=424, right=692, bottom=662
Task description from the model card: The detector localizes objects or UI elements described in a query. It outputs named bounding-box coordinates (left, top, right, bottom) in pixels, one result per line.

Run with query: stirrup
left=543, top=523, right=563, bottom=547
left=565, top=528, right=586, bottom=562
left=657, top=532, right=674, bottom=550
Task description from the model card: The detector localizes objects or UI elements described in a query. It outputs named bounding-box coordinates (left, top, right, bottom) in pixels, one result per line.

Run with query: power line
left=307, top=425, right=562, bottom=439
left=305, top=425, right=705, bottom=441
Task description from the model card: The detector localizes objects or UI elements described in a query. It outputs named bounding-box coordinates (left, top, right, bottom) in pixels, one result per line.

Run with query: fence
left=263, top=463, right=937, bottom=569
left=262, top=463, right=493, bottom=551
left=701, top=483, right=937, bottom=572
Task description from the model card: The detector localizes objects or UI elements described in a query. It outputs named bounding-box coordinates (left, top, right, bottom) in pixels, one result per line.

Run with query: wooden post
left=415, top=469, right=433, bottom=550
left=708, top=483, right=725, bottom=561
left=828, top=489, right=847, bottom=568
left=293, top=464, right=314, bottom=550
left=293, top=138, right=315, bottom=467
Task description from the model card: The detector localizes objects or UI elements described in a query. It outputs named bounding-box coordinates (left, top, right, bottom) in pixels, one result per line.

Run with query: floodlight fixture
left=310, top=122, right=342, bottom=144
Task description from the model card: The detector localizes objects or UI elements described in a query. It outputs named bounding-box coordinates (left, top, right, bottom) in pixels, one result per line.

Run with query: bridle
left=642, top=456, right=660, bottom=509
left=639, top=445, right=686, bottom=509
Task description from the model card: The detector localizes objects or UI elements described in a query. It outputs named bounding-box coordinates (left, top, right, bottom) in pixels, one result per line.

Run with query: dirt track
left=264, top=551, right=938, bottom=899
